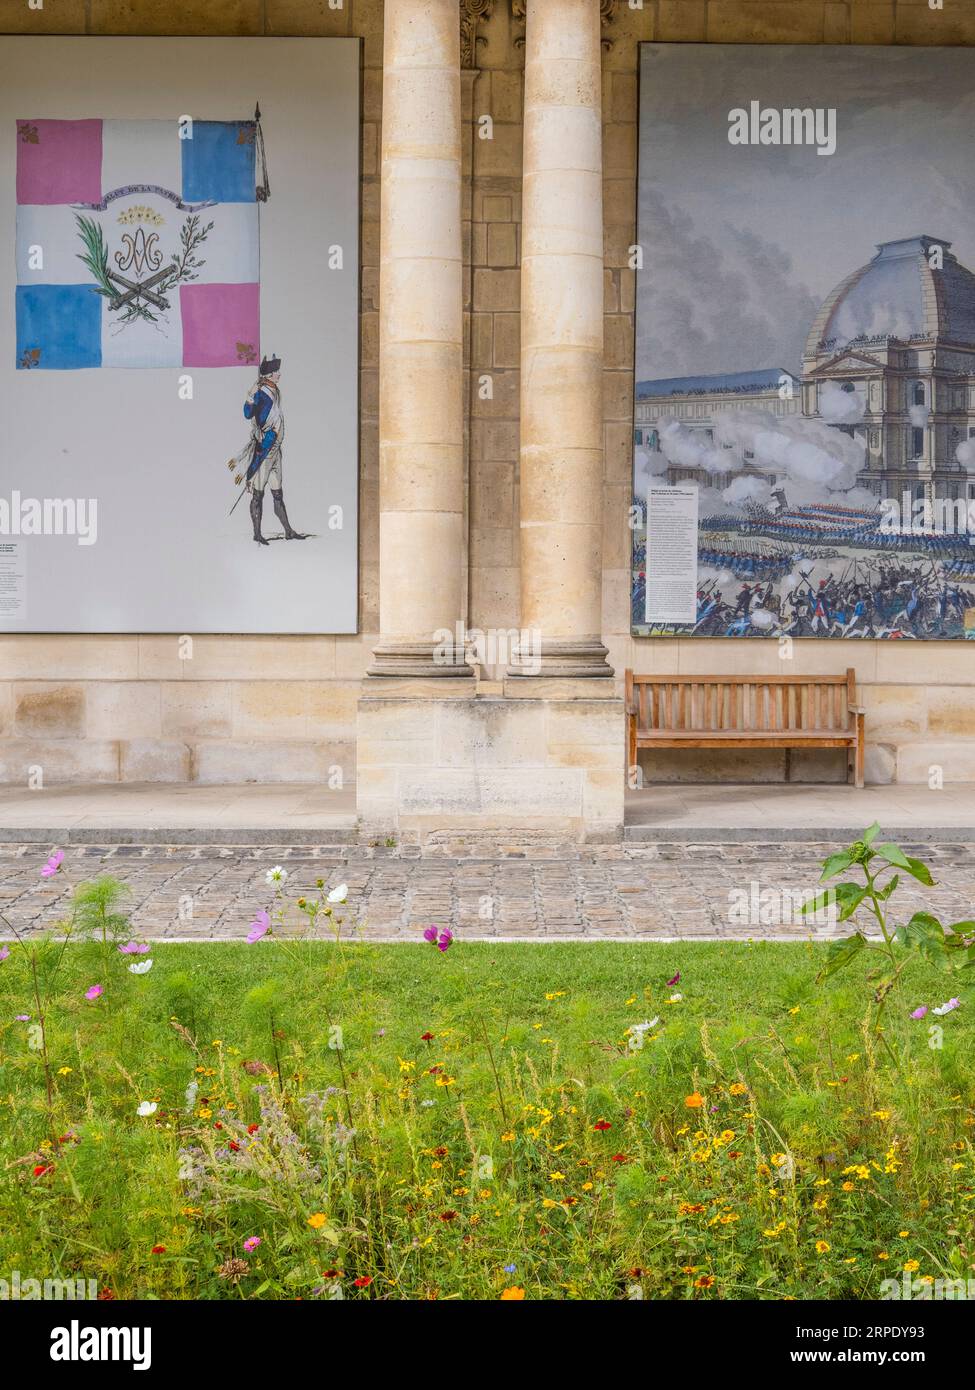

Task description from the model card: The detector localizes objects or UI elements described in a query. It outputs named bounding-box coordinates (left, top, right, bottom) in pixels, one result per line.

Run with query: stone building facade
left=3, top=0, right=975, bottom=830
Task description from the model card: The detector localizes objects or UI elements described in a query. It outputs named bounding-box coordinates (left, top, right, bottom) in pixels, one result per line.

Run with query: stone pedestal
left=356, top=683, right=624, bottom=841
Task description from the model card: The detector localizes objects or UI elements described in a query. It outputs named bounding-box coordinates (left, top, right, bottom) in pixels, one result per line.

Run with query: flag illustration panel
left=15, top=117, right=260, bottom=370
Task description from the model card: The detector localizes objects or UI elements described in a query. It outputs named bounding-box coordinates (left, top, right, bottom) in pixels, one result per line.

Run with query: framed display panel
left=633, top=44, right=975, bottom=641
left=0, top=37, right=360, bottom=634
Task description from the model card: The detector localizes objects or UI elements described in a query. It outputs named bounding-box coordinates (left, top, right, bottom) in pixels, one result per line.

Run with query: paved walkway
left=2, top=839, right=972, bottom=942
left=4, top=782, right=975, bottom=844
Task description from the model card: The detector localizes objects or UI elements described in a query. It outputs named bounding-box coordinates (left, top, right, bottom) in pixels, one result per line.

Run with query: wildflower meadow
left=2, top=831, right=974, bottom=1302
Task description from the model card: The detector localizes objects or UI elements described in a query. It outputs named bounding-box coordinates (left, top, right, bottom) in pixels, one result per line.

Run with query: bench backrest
left=625, top=669, right=856, bottom=734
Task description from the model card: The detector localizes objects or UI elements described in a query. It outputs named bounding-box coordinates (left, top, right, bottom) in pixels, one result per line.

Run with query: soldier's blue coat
left=244, top=387, right=277, bottom=480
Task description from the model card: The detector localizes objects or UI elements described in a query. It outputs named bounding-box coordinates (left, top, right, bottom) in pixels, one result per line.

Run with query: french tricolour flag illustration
left=15, top=117, right=261, bottom=369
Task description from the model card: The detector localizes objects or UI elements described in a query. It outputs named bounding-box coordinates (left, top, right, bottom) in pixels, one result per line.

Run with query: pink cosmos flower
left=246, top=910, right=270, bottom=944
left=118, top=942, right=151, bottom=955
left=243, top=1236, right=262, bottom=1253
left=422, top=927, right=439, bottom=944
left=41, top=850, right=65, bottom=879
left=910, top=1005, right=928, bottom=1020
left=0, top=946, right=10, bottom=964
left=437, top=929, right=453, bottom=953
left=85, top=985, right=103, bottom=1001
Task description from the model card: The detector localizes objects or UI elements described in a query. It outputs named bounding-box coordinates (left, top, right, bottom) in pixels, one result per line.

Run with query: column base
left=367, top=641, right=475, bottom=680
left=507, top=638, right=614, bottom=679
left=356, top=690, right=624, bottom=843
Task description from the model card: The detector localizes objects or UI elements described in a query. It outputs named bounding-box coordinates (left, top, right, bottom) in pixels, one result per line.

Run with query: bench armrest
left=848, top=704, right=866, bottom=716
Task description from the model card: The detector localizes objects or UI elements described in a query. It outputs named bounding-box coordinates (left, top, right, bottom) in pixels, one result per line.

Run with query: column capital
left=461, top=0, right=494, bottom=69
left=510, top=0, right=621, bottom=48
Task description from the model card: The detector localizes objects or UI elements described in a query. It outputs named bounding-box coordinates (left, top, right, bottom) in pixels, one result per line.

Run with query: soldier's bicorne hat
left=260, top=353, right=281, bottom=375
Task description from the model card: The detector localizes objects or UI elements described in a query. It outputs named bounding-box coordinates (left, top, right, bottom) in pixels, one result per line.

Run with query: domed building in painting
left=636, top=234, right=975, bottom=504
left=801, top=235, right=975, bottom=502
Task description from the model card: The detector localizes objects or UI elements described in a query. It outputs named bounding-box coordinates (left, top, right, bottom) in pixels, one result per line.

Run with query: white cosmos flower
left=266, top=866, right=288, bottom=885
left=666, top=993, right=683, bottom=1003
left=137, top=1101, right=158, bottom=1117
left=327, top=883, right=348, bottom=904
left=184, top=1081, right=199, bottom=1113
left=128, top=959, right=153, bottom=975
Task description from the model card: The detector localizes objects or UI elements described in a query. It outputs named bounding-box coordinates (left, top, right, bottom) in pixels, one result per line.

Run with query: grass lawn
left=2, top=930, right=973, bottom=1301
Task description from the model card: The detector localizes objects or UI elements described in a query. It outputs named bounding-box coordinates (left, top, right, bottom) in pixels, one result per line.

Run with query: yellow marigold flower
left=877, top=1252, right=889, bottom=1260
left=398, top=1058, right=415, bottom=1073
left=903, top=1260, right=919, bottom=1273
left=500, top=1286, right=525, bottom=1300
left=898, top=1230, right=909, bottom=1237
left=815, top=1241, right=830, bottom=1254
left=842, top=1181, right=855, bottom=1192
left=581, top=1181, right=593, bottom=1191
left=57, top=1067, right=72, bottom=1076
left=872, top=1110, right=890, bottom=1121
left=541, top=1198, right=558, bottom=1209
left=501, top=1131, right=515, bottom=1143
left=549, top=1172, right=565, bottom=1183
left=771, top=1152, right=787, bottom=1167
left=813, top=1198, right=828, bottom=1210
left=729, top=1082, right=747, bottom=1096
left=307, top=1213, right=328, bottom=1230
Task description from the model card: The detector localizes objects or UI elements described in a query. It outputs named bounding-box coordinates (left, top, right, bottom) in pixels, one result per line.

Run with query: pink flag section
left=17, top=118, right=103, bottom=205
left=180, top=283, right=261, bottom=368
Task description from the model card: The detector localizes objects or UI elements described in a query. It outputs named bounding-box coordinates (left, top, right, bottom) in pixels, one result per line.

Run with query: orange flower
left=500, top=1286, right=526, bottom=1300
left=694, top=1274, right=715, bottom=1288
left=685, top=1092, right=704, bottom=1109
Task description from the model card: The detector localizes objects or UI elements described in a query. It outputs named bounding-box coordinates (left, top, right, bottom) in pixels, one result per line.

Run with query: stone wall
left=2, top=0, right=974, bottom=786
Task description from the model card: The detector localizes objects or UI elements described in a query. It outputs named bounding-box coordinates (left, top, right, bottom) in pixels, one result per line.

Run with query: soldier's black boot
left=250, top=488, right=269, bottom=545
left=272, top=488, right=307, bottom=540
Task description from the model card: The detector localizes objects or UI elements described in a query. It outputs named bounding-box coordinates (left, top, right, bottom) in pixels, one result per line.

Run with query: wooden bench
left=625, top=668, right=865, bottom=787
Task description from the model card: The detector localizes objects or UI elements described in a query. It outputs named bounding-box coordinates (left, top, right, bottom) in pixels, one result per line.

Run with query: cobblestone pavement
left=2, top=838, right=974, bottom=941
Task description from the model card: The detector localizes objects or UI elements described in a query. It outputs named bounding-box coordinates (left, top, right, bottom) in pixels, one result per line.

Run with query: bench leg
left=627, top=715, right=638, bottom=785
left=855, top=714, right=865, bottom=789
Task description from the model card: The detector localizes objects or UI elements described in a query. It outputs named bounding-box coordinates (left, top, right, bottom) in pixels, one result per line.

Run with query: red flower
left=151, top=1245, right=166, bottom=1254
left=247, top=1123, right=260, bottom=1134
left=321, top=1268, right=342, bottom=1279
left=228, top=1141, right=241, bottom=1152
left=32, top=1163, right=53, bottom=1177
left=593, top=1120, right=612, bottom=1131
left=354, top=1276, right=372, bottom=1288
left=611, top=1154, right=629, bottom=1164
left=439, top=1210, right=458, bottom=1222
left=434, top=1145, right=448, bottom=1157
left=421, top=1032, right=434, bottom=1042
left=97, top=1289, right=116, bottom=1301
left=214, top=1121, right=223, bottom=1130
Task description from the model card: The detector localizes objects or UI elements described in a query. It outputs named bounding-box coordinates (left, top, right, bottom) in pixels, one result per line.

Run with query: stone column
left=509, top=0, right=612, bottom=678
left=369, top=0, right=473, bottom=678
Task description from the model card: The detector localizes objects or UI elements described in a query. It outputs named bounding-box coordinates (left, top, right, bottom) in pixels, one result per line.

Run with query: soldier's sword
left=228, top=445, right=258, bottom=516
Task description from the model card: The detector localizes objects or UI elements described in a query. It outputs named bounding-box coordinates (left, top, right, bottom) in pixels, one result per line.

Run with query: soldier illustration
left=227, top=352, right=307, bottom=544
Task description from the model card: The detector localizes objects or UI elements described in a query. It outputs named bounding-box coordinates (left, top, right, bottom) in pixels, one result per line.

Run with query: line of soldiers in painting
left=688, top=560, right=975, bottom=638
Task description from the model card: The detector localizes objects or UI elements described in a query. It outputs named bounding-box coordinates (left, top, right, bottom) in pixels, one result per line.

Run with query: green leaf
left=816, top=932, right=867, bottom=983
left=803, top=881, right=867, bottom=922
left=903, top=856, right=935, bottom=887
left=946, top=920, right=975, bottom=937
left=876, top=875, right=900, bottom=901
left=873, top=842, right=911, bottom=869
left=820, top=850, right=855, bottom=882
left=901, top=911, right=945, bottom=945
left=862, top=822, right=881, bottom=845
